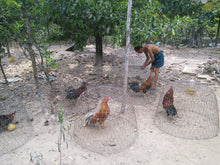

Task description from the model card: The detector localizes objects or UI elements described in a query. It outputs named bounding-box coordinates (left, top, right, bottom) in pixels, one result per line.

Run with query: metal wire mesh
left=154, top=81, right=219, bottom=140
left=49, top=77, right=85, bottom=115
left=73, top=85, right=138, bottom=155
left=128, top=53, right=149, bottom=81
left=0, top=87, right=33, bottom=155
left=128, top=65, right=150, bottom=78
left=128, top=87, right=158, bottom=105
left=128, top=54, right=158, bottom=104
left=128, top=54, right=144, bottom=66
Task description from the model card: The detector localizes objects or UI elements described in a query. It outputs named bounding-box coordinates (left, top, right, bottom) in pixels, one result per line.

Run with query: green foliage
left=158, top=0, right=197, bottom=18
left=46, top=57, right=57, bottom=69
left=121, top=1, right=163, bottom=46
left=58, top=106, right=64, bottom=124
left=205, top=24, right=217, bottom=42
left=39, top=47, right=57, bottom=69
left=128, top=0, right=219, bottom=47
left=48, top=24, right=64, bottom=42
left=0, top=0, right=58, bottom=79
left=0, top=0, right=219, bottom=56
left=48, top=0, right=127, bottom=50
left=0, top=0, right=22, bottom=45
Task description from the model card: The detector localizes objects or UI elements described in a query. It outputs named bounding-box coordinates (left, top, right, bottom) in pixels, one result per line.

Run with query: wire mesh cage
left=128, top=86, right=158, bottom=105
left=128, top=53, right=149, bottom=79
left=129, top=53, right=144, bottom=66
left=0, top=87, right=33, bottom=155
left=154, top=81, right=219, bottom=140
left=128, top=54, right=158, bottom=104
left=73, top=85, right=138, bottom=155
left=48, top=76, right=87, bottom=115
left=128, top=65, right=150, bottom=78
left=128, top=76, right=158, bottom=105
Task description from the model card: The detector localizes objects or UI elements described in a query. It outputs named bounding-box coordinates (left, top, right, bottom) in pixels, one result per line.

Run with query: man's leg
left=152, top=67, right=160, bottom=88
left=150, top=65, right=155, bottom=73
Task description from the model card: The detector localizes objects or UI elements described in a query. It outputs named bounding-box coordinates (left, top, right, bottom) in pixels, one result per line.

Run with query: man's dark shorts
left=152, top=51, right=164, bottom=68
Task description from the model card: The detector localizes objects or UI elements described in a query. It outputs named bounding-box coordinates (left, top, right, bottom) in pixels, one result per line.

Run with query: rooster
left=128, top=82, right=140, bottom=92
left=0, top=111, right=16, bottom=130
left=162, top=86, right=177, bottom=116
left=140, top=75, right=153, bottom=93
left=66, top=82, right=87, bottom=99
left=129, top=75, right=152, bottom=93
left=83, top=96, right=110, bottom=130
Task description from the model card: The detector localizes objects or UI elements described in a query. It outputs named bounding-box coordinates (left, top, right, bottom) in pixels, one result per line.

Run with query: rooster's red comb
left=105, top=96, right=109, bottom=101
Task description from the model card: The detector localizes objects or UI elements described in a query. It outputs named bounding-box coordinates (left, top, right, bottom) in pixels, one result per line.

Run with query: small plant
left=30, top=152, right=46, bottom=165
left=46, top=57, right=57, bottom=69
left=58, top=106, right=68, bottom=165
left=40, top=48, right=57, bottom=69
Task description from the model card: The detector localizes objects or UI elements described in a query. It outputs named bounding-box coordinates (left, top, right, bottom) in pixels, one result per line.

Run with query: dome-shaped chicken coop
left=128, top=53, right=159, bottom=104
left=73, top=85, right=138, bottom=155
left=0, top=87, right=33, bottom=155
left=154, top=81, right=219, bottom=140
left=128, top=85, right=158, bottom=105
left=48, top=75, right=87, bottom=116
left=128, top=56, right=150, bottom=84
left=128, top=53, right=151, bottom=82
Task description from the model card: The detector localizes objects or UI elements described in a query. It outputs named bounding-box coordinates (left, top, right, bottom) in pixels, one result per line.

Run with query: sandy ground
left=0, top=44, right=220, bottom=165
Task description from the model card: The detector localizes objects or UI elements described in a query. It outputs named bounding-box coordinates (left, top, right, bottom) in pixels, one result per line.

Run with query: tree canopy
left=0, top=0, right=219, bottom=65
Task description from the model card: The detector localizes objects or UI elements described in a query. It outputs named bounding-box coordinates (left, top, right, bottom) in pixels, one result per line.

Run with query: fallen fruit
left=8, top=124, right=16, bottom=131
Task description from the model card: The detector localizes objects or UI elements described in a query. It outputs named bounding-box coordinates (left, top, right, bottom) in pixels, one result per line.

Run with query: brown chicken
left=66, top=82, right=87, bottom=99
left=162, top=86, right=177, bottom=116
left=140, top=74, right=152, bottom=93
left=0, top=111, right=16, bottom=130
left=129, top=75, right=152, bottom=93
left=84, top=96, right=110, bottom=130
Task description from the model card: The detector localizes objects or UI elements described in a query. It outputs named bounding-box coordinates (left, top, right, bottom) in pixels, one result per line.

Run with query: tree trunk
left=121, top=0, right=132, bottom=114
left=22, top=5, right=39, bottom=88
left=22, top=4, right=45, bottom=113
left=215, top=18, right=220, bottom=47
left=191, top=27, right=198, bottom=48
left=197, top=28, right=203, bottom=48
left=94, top=34, right=103, bottom=66
left=0, top=56, right=8, bottom=85
left=6, top=41, right=11, bottom=57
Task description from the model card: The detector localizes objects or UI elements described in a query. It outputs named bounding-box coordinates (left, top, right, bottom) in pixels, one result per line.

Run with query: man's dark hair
left=134, top=46, right=142, bottom=52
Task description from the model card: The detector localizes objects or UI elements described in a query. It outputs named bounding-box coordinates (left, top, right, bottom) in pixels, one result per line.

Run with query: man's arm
left=141, top=53, right=150, bottom=69
left=141, top=47, right=154, bottom=69
left=147, top=48, right=155, bottom=65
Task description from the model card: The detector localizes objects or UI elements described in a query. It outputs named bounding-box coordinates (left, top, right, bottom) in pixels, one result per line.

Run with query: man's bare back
left=143, top=44, right=161, bottom=55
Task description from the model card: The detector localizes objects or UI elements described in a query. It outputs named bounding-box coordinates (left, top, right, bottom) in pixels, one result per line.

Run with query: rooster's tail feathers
left=84, top=112, right=96, bottom=126
left=166, top=105, right=177, bottom=116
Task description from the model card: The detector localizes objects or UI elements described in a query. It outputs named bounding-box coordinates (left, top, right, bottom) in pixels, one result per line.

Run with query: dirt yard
left=0, top=44, right=220, bottom=165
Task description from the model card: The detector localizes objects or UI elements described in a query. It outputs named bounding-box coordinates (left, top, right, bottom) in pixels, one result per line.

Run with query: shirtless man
left=134, top=44, right=164, bottom=88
